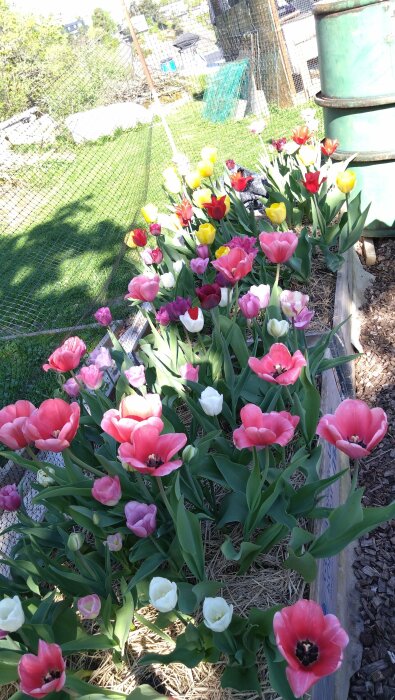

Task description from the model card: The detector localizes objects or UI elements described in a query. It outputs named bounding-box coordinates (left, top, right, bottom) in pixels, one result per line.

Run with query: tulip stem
left=274, top=263, right=281, bottom=287
left=134, top=471, right=154, bottom=503
left=26, top=445, right=40, bottom=464
left=157, top=477, right=175, bottom=524
left=65, top=449, right=104, bottom=477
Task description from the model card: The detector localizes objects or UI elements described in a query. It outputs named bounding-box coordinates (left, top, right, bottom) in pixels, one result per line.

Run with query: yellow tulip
left=215, top=245, right=230, bottom=258
left=201, top=146, right=218, bottom=164
left=197, top=160, right=214, bottom=178
left=141, top=203, right=158, bottom=224
left=336, top=170, right=356, bottom=194
left=218, top=193, right=231, bottom=214
left=185, top=170, right=202, bottom=189
left=265, top=202, right=287, bottom=225
left=124, top=231, right=137, bottom=248
left=164, top=175, right=182, bottom=194
left=298, top=144, right=317, bottom=167
left=192, top=188, right=212, bottom=209
left=196, top=223, right=216, bottom=245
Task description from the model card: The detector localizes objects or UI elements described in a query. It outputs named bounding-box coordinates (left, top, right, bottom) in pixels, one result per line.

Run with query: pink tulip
left=94, top=307, right=112, bottom=326
left=0, top=630, right=7, bottom=639
left=259, top=231, right=298, bottom=264
left=125, top=501, right=157, bottom=537
left=77, top=365, right=103, bottom=390
left=124, top=365, right=146, bottom=388
left=197, top=244, right=209, bottom=259
left=190, top=257, right=209, bottom=275
left=280, top=290, right=309, bottom=318
left=141, top=248, right=163, bottom=265
left=77, top=594, right=101, bottom=620
left=91, top=475, right=121, bottom=506
left=89, top=347, right=113, bottom=369
left=179, top=363, right=199, bottom=382
left=0, top=484, right=21, bottom=511
left=249, top=284, right=270, bottom=309
left=248, top=343, right=307, bottom=385
left=62, top=378, right=80, bottom=398
left=212, top=247, right=254, bottom=283
left=239, top=292, right=260, bottom=319
left=101, top=393, right=163, bottom=443
left=42, top=336, right=86, bottom=373
left=23, top=399, right=80, bottom=452
left=0, top=400, right=36, bottom=449
left=18, top=640, right=66, bottom=698
left=233, top=405, right=299, bottom=449
left=118, top=424, right=187, bottom=477
left=273, top=600, right=349, bottom=697
left=150, top=223, right=161, bottom=236
left=316, top=398, right=388, bottom=458
left=106, top=533, right=123, bottom=551
left=125, top=274, right=160, bottom=302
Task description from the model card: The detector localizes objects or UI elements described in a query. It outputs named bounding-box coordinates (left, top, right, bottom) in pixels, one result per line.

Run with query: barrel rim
left=313, top=0, right=386, bottom=16
left=315, top=91, right=395, bottom=109
left=332, top=150, right=395, bottom=162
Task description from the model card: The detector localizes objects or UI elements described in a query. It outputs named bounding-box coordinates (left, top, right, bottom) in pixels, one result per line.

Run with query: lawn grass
left=0, top=97, right=320, bottom=406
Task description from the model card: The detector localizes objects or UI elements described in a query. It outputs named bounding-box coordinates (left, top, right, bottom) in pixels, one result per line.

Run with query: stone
left=4, top=114, right=57, bottom=145
left=65, top=102, right=152, bottom=144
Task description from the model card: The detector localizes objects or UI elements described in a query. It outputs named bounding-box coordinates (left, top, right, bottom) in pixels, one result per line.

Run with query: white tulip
left=179, top=307, right=204, bottom=333
left=36, top=469, right=55, bottom=487
left=267, top=319, right=290, bottom=338
left=199, top=387, right=223, bottom=416
left=282, top=140, right=300, bottom=155
left=173, top=259, right=185, bottom=275
left=203, top=597, right=233, bottom=632
left=149, top=577, right=178, bottom=613
left=160, top=272, right=176, bottom=289
left=219, top=287, right=233, bottom=307
left=0, top=596, right=25, bottom=632
left=249, top=284, right=270, bottom=309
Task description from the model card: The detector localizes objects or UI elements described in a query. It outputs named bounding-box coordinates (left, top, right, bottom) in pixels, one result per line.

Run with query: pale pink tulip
left=259, top=231, right=298, bottom=264
left=280, top=290, right=310, bottom=318
left=77, top=594, right=101, bottom=620
left=62, top=378, right=80, bottom=398
left=0, top=400, right=36, bottom=449
left=179, top=363, right=199, bottom=382
left=316, top=398, right=388, bottom=458
left=124, top=365, right=146, bottom=388
left=77, top=365, right=103, bottom=390
left=125, top=274, right=160, bottom=302
left=239, top=292, right=260, bottom=319
left=101, top=393, right=163, bottom=443
left=23, top=399, right=80, bottom=452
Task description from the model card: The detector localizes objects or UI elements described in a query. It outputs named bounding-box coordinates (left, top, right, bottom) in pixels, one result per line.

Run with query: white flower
left=0, top=596, right=25, bottom=632
left=282, top=140, right=300, bottom=155
left=173, top=234, right=185, bottom=247
left=173, top=152, right=190, bottom=176
left=149, top=577, right=178, bottom=613
left=179, top=307, right=204, bottom=333
left=267, top=318, right=290, bottom=338
left=219, top=287, right=233, bottom=307
left=301, top=107, right=316, bottom=123
left=199, top=387, right=223, bottom=416
left=36, top=469, right=55, bottom=487
left=248, top=119, right=266, bottom=134
left=173, top=259, right=185, bottom=275
left=160, top=272, right=176, bottom=289
left=203, top=597, right=233, bottom=632
left=249, top=284, right=270, bottom=309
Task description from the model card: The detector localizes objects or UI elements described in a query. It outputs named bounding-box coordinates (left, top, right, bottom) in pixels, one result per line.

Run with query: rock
left=65, top=102, right=152, bottom=144
left=3, top=114, right=57, bottom=145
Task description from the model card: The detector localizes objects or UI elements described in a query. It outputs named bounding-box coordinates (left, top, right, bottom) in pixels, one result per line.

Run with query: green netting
left=202, top=59, right=250, bottom=123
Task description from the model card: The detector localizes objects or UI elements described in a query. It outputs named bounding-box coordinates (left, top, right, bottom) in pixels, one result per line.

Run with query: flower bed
left=0, top=119, right=394, bottom=700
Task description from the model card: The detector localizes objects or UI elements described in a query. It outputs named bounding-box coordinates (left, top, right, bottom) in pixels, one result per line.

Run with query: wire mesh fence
left=0, top=0, right=322, bottom=409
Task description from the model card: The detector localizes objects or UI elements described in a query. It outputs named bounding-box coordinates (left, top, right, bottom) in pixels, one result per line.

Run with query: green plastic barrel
left=314, top=0, right=395, bottom=236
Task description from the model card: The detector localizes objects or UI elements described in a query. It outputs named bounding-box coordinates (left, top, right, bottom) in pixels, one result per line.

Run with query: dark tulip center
left=43, top=670, right=61, bottom=683
left=349, top=434, right=366, bottom=446
left=295, top=639, right=319, bottom=667
left=146, top=453, right=164, bottom=469
left=273, top=364, right=287, bottom=378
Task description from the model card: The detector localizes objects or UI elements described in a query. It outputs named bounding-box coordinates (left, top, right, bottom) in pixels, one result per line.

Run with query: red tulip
left=0, top=400, right=36, bottom=449
left=175, top=199, right=193, bottom=227
left=18, top=640, right=66, bottom=698
left=316, top=398, right=388, bottom=458
left=248, top=343, right=306, bottom=385
left=43, top=336, right=86, bottom=373
left=23, top=399, right=80, bottom=452
left=292, top=125, right=311, bottom=145
left=273, top=600, right=349, bottom=697
left=196, top=283, right=221, bottom=310
left=230, top=170, right=254, bottom=192
left=212, top=247, right=254, bottom=283
left=125, top=274, right=160, bottom=302
left=321, top=138, right=339, bottom=157
left=92, top=475, right=122, bottom=506
left=101, top=393, right=163, bottom=443
left=118, top=423, right=187, bottom=477
left=302, top=171, right=327, bottom=194
left=233, top=404, right=299, bottom=449
left=131, top=228, right=148, bottom=247
left=202, top=195, right=227, bottom=220
left=259, top=231, right=298, bottom=264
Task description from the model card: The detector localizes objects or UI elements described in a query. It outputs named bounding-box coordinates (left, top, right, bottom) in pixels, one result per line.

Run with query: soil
left=348, top=238, right=395, bottom=700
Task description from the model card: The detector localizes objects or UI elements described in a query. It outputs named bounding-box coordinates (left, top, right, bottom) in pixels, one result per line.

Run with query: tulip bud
left=149, top=577, right=178, bottom=613
left=199, top=386, right=223, bottom=416
left=182, top=445, right=198, bottom=462
left=77, top=594, right=101, bottom=620
left=219, top=287, right=233, bottom=307
left=0, top=596, right=25, bottom=633
left=267, top=318, right=290, bottom=338
left=203, top=597, right=233, bottom=632
left=92, top=512, right=100, bottom=526
left=265, top=202, right=287, bottom=225
left=36, top=469, right=55, bottom=487
left=197, top=160, right=214, bottom=178
left=67, top=532, right=84, bottom=551
left=196, top=223, right=216, bottom=245
left=105, top=533, right=123, bottom=552
left=336, top=170, right=356, bottom=194
left=160, top=272, right=176, bottom=289
left=173, top=259, right=185, bottom=275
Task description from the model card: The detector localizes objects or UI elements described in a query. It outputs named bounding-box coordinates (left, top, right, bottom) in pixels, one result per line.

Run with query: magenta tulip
left=316, top=398, right=388, bottom=458
left=233, top=405, right=299, bottom=449
left=43, top=336, right=86, bottom=373
left=259, top=231, right=298, bottom=264
left=94, top=307, right=112, bottom=326
left=91, top=475, right=121, bottom=506
left=101, top=393, right=163, bottom=443
left=0, top=400, right=36, bottom=449
left=77, top=594, right=101, bottom=620
left=118, top=423, right=187, bottom=477
left=125, top=501, right=157, bottom=537
left=125, top=274, right=160, bottom=302
left=248, top=343, right=306, bottom=385
left=18, top=640, right=66, bottom=698
left=0, top=484, right=21, bottom=512
left=23, top=399, right=80, bottom=452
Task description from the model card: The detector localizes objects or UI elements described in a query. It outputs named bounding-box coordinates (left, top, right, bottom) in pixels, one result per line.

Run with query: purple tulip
left=156, top=307, right=171, bottom=326
left=190, top=257, right=209, bottom=275
left=294, top=307, right=315, bottom=329
left=94, top=307, right=112, bottom=326
left=196, top=244, right=209, bottom=259
left=0, top=484, right=21, bottom=512
left=125, top=501, right=157, bottom=538
left=62, top=378, right=80, bottom=398
left=77, top=594, right=101, bottom=620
